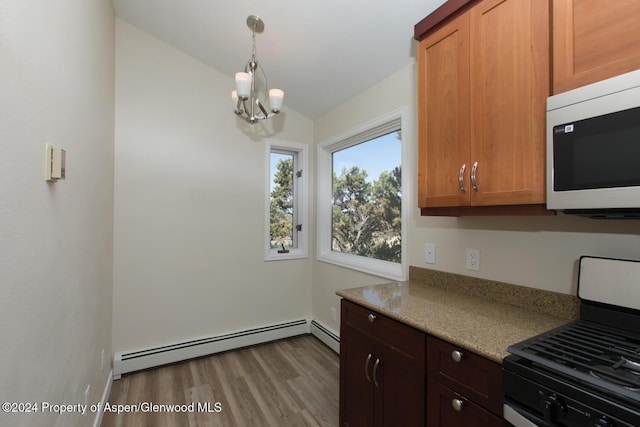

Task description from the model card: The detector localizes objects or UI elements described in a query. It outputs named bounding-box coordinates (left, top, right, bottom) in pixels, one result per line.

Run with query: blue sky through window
left=270, top=131, right=400, bottom=186
left=332, top=131, right=401, bottom=183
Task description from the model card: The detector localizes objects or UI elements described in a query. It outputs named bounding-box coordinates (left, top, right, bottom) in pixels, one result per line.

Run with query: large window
left=317, top=108, right=408, bottom=280
left=265, top=139, right=308, bottom=261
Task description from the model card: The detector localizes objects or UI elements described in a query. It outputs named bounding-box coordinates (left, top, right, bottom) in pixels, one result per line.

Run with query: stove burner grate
left=509, top=320, right=640, bottom=402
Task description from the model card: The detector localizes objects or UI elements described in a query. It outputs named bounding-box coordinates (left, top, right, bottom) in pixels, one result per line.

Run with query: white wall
left=0, top=1, right=115, bottom=426
left=113, top=20, right=314, bottom=354
left=312, top=61, right=640, bottom=331
left=411, top=215, right=640, bottom=295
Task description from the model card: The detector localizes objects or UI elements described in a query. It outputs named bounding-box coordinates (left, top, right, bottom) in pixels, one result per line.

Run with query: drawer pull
left=367, top=313, right=376, bottom=323
left=451, top=350, right=463, bottom=362
left=373, top=358, right=381, bottom=388
left=452, top=398, right=464, bottom=412
left=365, top=353, right=372, bottom=382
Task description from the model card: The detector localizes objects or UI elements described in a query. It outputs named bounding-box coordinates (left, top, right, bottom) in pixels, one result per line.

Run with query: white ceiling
left=112, top=0, right=446, bottom=119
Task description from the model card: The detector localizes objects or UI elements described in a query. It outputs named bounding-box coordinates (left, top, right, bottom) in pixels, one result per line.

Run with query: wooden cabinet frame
left=416, top=0, right=551, bottom=216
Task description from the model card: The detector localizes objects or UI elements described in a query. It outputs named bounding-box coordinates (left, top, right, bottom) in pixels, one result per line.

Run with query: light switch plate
left=45, top=144, right=66, bottom=181
left=51, top=146, right=66, bottom=179
left=424, top=243, right=436, bottom=264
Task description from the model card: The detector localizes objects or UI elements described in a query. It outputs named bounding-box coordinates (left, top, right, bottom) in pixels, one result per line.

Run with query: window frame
left=264, top=139, right=309, bottom=261
left=316, top=107, right=409, bottom=280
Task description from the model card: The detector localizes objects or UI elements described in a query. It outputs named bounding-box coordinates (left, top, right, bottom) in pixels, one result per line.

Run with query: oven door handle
left=504, top=404, right=540, bottom=427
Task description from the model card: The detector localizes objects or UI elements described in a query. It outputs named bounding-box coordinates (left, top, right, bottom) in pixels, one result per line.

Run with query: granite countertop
left=336, top=269, right=580, bottom=363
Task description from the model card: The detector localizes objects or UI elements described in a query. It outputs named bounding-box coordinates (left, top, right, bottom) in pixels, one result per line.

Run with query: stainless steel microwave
left=547, top=69, right=640, bottom=218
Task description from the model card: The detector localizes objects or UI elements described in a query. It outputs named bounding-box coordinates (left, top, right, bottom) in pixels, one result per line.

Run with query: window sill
left=265, top=248, right=308, bottom=262
left=317, top=250, right=406, bottom=281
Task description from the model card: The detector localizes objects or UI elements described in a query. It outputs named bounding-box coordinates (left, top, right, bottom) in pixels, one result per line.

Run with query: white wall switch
left=45, top=144, right=66, bottom=181
left=51, top=146, right=66, bottom=179
left=424, top=243, right=436, bottom=264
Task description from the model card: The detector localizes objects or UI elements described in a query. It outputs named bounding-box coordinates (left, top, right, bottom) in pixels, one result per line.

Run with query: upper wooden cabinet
left=553, top=0, right=640, bottom=94
left=417, top=0, right=549, bottom=213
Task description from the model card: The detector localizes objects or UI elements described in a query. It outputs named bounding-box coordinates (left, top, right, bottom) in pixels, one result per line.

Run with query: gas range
left=504, top=256, right=640, bottom=427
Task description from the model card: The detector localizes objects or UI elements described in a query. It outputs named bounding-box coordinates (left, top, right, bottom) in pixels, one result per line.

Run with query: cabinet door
left=553, top=0, right=640, bottom=94
left=375, top=343, right=425, bottom=427
left=427, top=379, right=502, bottom=427
left=469, top=0, right=548, bottom=206
left=339, top=324, right=374, bottom=427
left=417, top=13, right=471, bottom=208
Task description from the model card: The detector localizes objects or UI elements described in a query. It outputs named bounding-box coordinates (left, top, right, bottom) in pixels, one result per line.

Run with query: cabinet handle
left=458, top=164, right=467, bottom=193
left=452, top=398, right=464, bottom=412
left=373, top=358, right=381, bottom=388
left=451, top=350, right=463, bottom=362
left=365, top=353, right=372, bottom=382
left=367, top=313, right=376, bottom=323
left=471, top=161, right=479, bottom=192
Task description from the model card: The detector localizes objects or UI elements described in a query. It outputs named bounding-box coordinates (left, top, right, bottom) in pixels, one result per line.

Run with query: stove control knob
left=542, top=393, right=566, bottom=421
left=593, top=417, right=614, bottom=427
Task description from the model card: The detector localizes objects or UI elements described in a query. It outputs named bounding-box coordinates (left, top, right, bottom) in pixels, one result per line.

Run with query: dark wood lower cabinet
left=340, top=300, right=425, bottom=427
left=376, top=343, right=425, bottom=427
left=426, top=335, right=503, bottom=426
left=339, top=300, right=504, bottom=427
left=340, top=324, right=374, bottom=427
left=427, top=379, right=502, bottom=427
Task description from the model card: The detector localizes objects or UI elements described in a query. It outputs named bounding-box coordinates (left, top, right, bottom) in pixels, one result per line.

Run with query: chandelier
left=232, top=15, right=284, bottom=124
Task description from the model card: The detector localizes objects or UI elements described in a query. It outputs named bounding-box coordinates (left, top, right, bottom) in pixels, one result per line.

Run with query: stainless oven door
left=504, top=403, right=552, bottom=427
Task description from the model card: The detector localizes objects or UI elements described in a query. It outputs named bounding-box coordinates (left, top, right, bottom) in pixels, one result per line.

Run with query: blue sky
left=332, top=131, right=401, bottom=183
left=270, top=131, right=401, bottom=188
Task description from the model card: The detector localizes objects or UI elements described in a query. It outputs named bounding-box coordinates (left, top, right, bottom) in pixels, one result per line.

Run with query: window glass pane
left=270, top=152, right=295, bottom=250
left=331, top=131, right=401, bottom=262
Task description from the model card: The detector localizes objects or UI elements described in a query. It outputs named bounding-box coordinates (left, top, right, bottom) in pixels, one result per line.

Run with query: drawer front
left=341, top=300, right=424, bottom=363
left=427, top=335, right=503, bottom=415
left=427, top=378, right=502, bottom=427
left=341, top=299, right=375, bottom=336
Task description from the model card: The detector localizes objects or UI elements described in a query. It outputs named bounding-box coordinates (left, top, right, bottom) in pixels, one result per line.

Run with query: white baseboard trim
left=113, top=319, right=310, bottom=379
left=92, top=368, right=113, bottom=427
left=310, top=319, right=340, bottom=354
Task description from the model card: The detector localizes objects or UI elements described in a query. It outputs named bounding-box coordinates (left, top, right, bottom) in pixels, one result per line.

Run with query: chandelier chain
left=251, top=26, right=257, bottom=62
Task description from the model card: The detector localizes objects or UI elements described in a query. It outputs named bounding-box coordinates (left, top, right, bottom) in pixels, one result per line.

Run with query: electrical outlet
left=424, top=243, right=436, bottom=264
left=466, top=248, right=480, bottom=271
left=330, top=307, right=337, bottom=322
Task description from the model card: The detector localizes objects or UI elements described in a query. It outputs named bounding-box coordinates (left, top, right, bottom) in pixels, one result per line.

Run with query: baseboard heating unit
left=310, top=319, right=340, bottom=354
left=113, top=319, right=309, bottom=379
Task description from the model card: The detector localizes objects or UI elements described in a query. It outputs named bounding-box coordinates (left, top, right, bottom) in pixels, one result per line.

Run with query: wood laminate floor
left=102, top=335, right=339, bottom=427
